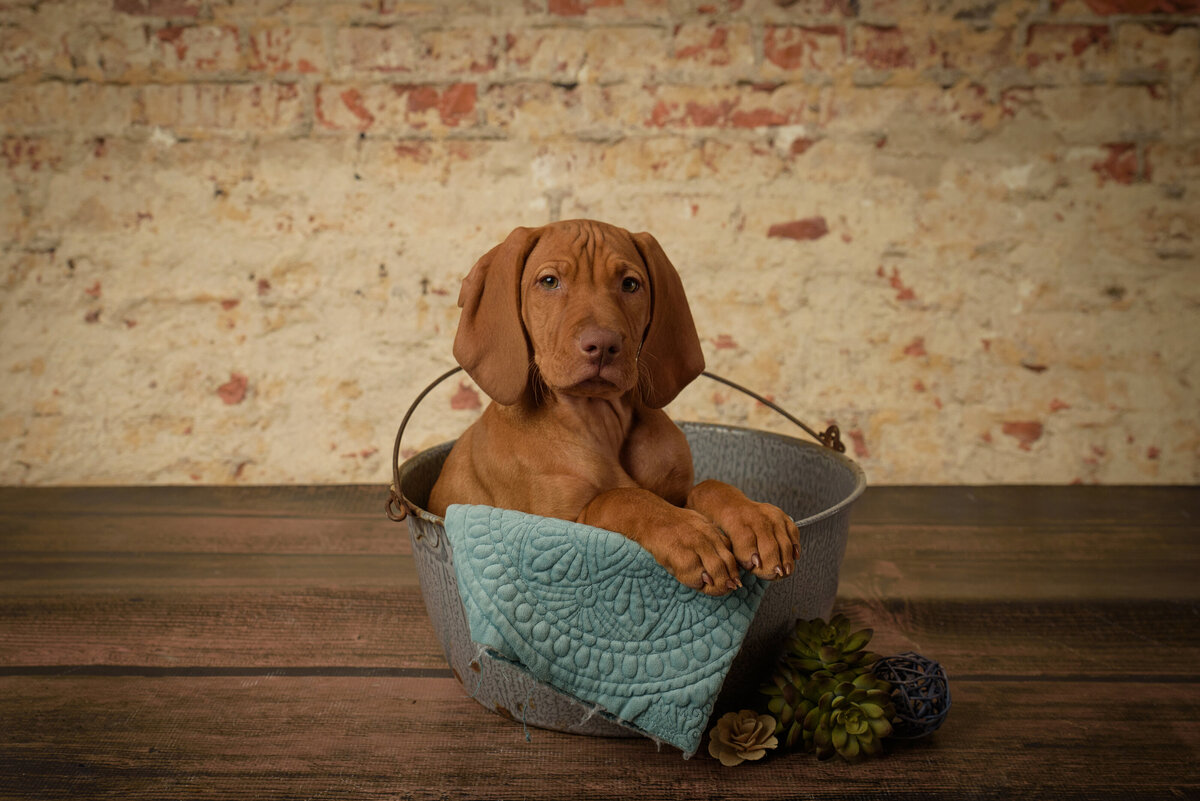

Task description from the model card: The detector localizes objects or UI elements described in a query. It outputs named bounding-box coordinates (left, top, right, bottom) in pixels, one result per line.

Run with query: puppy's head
left=453, top=219, right=704, bottom=408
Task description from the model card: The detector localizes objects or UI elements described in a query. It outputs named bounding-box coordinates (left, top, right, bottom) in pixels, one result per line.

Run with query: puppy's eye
left=538, top=275, right=560, bottom=289
left=621, top=277, right=641, bottom=293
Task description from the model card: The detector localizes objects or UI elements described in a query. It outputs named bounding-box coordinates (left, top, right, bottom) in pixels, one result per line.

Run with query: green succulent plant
left=803, top=675, right=896, bottom=762
left=786, top=614, right=880, bottom=677
left=760, top=664, right=817, bottom=750
left=761, top=615, right=897, bottom=763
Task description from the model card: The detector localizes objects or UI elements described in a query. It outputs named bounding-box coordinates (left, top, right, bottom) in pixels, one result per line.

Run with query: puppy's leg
left=686, top=480, right=801, bottom=581
left=577, top=488, right=742, bottom=597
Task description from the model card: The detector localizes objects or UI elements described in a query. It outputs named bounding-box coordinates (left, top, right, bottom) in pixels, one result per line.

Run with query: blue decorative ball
left=873, top=652, right=951, bottom=739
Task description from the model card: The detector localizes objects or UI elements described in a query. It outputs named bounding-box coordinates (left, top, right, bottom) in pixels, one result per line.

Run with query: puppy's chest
left=620, top=434, right=692, bottom=506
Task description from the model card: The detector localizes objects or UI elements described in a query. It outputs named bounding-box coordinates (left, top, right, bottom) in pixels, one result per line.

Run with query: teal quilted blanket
left=443, top=504, right=766, bottom=756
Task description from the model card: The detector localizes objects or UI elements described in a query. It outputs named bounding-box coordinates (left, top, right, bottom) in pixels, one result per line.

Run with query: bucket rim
left=396, top=420, right=866, bottom=529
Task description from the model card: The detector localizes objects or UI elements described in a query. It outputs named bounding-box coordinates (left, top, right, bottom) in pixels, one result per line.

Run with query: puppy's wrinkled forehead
left=526, top=220, right=643, bottom=273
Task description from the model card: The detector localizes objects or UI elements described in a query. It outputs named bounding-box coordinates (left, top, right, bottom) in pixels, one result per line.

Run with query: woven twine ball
left=873, top=652, right=951, bottom=739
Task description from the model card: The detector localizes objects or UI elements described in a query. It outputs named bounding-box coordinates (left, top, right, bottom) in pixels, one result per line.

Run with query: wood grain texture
left=1, top=485, right=1198, bottom=799
left=1, top=677, right=1196, bottom=800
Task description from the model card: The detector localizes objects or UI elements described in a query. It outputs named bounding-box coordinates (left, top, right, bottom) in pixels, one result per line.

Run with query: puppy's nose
left=578, top=327, right=622, bottom=365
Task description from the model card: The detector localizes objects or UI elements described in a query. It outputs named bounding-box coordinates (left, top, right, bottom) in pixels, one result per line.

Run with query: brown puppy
left=428, top=220, right=800, bottom=597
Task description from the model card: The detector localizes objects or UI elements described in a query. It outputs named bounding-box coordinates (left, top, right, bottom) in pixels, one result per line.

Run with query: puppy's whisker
left=636, top=352, right=658, bottom=402
left=527, top=361, right=547, bottom=406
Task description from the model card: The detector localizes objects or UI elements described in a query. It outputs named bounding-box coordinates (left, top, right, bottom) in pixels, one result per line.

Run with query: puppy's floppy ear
left=632, top=231, right=705, bottom=409
left=453, top=226, right=540, bottom=406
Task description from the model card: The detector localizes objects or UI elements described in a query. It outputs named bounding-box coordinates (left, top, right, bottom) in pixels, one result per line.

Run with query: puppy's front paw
left=643, top=509, right=742, bottom=597
left=686, top=480, right=801, bottom=582
left=709, top=499, right=801, bottom=582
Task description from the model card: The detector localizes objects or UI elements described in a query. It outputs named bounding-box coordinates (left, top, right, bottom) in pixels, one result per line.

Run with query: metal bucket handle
left=386, top=367, right=844, bottom=522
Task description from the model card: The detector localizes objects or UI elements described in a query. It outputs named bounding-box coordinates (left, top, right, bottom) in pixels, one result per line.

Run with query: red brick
left=548, top=0, right=667, bottom=17
left=419, top=28, right=504, bottom=76
left=763, top=25, right=846, bottom=75
left=0, top=82, right=140, bottom=134
left=932, top=25, right=1015, bottom=77
left=376, top=0, right=493, bottom=17
left=822, top=84, right=971, bottom=141
left=749, top=0, right=855, bottom=21
left=154, top=24, right=242, bottom=76
left=790, top=137, right=816, bottom=155
left=672, top=0, right=747, bottom=12
left=315, top=85, right=374, bottom=131
left=481, top=83, right=592, bottom=138
left=140, top=83, right=307, bottom=136
left=1091, top=142, right=1144, bottom=184
left=1, top=136, right=62, bottom=173
left=315, top=83, right=478, bottom=133
left=1117, top=22, right=1200, bottom=78
left=1023, top=23, right=1114, bottom=80
left=113, top=0, right=200, bottom=17
left=0, top=19, right=65, bottom=79
left=847, top=429, right=869, bottom=459
left=338, top=87, right=375, bottom=129
left=857, top=0, right=911, bottom=19
left=66, top=19, right=157, bottom=82
left=1031, top=85, right=1170, bottom=143
left=502, top=27, right=587, bottom=79
left=672, top=21, right=754, bottom=71
left=644, top=84, right=810, bottom=129
left=335, top=25, right=421, bottom=75
left=902, top=336, right=927, bottom=357
left=879, top=266, right=916, bottom=301
left=1075, top=0, right=1200, bottom=13
left=768, top=217, right=829, bottom=240
left=402, top=83, right=477, bottom=125
left=579, top=137, right=784, bottom=183
left=247, top=27, right=326, bottom=75
left=217, top=372, right=248, bottom=405
left=854, top=24, right=919, bottom=71
left=1001, top=421, right=1044, bottom=450
left=1182, top=82, right=1200, bottom=138
left=672, top=23, right=726, bottom=62
left=550, top=0, right=618, bottom=14
left=210, top=0, right=412, bottom=25
left=1146, top=142, right=1200, bottom=187
left=584, top=25, right=669, bottom=82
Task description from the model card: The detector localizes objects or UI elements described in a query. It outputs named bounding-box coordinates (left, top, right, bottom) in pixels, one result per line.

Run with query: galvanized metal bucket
left=387, top=369, right=866, bottom=738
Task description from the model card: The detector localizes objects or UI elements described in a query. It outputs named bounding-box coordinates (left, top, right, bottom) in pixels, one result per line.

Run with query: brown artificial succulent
left=707, top=710, right=779, bottom=767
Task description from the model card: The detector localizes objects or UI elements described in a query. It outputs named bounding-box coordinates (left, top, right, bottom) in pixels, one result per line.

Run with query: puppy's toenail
left=774, top=565, right=783, bottom=577
left=726, top=579, right=739, bottom=591
left=701, top=572, right=713, bottom=586
left=793, top=544, right=801, bottom=560
left=751, top=553, right=761, bottom=569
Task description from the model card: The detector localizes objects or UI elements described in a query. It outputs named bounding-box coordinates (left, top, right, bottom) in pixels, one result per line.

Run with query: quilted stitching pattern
left=444, top=504, right=767, bottom=755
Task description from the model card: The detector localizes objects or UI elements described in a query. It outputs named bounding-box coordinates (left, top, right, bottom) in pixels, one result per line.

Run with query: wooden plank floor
left=0, top=485, right=1197, bottom=800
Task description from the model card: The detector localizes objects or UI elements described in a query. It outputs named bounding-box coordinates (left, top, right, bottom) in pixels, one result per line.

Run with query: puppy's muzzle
left=578, top=326, right=623, bottom=369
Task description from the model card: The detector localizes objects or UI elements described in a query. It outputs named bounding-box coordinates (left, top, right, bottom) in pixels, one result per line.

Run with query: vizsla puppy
left=428, top=220, right=800, bottom=597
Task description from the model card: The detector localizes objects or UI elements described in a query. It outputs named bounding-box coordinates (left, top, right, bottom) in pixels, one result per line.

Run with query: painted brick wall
left=1, top=0, right=1197, bottom=486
